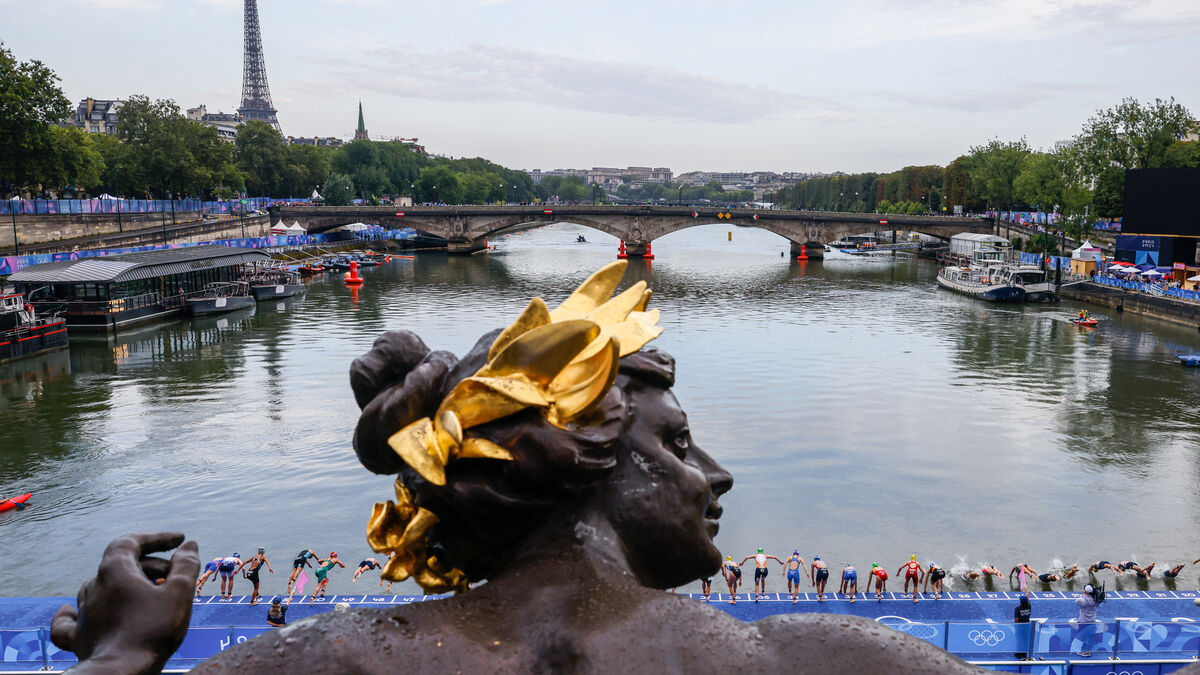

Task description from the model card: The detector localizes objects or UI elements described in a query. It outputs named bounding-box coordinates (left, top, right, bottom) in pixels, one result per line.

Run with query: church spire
left=354, top=101, right=368, bottom=141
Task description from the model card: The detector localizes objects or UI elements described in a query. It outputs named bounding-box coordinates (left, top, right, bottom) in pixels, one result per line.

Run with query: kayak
left=1072, top=318, right=1099, bottom=326
left=0, top=493, right=32, bottom=513
left=1179, top=355, right=1200, bottom=367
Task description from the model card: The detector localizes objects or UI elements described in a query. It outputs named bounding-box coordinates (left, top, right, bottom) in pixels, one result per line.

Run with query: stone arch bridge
left=274, top=205, right=991, bottom=256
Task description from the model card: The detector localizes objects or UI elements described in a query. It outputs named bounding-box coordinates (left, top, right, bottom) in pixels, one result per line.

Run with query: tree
left=235, top=121, right=286, bottom=196
left=1163, top=141, right=1200, bottom=168
left=557, top=175, right=587, bottom=202
left=1092, top=166, right=1125, bottom=218
left=322, top=171, right=354, bottom=206
left=115, top=95, right=243, bottom=198
left=0, top=43, right=74, bottom=193
left=966, top=139, right=1031, bottom=210
left=1072, top=97, right=1196, bottom=180
left=417, top=165, right=461, bottom=204
left=1012, top=152, right=1065, bottom=211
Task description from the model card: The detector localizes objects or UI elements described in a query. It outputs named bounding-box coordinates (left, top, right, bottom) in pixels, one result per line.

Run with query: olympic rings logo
left=967, top=630, right=1005, bottom=646
left=1104, top=671, right=1145, bottom=675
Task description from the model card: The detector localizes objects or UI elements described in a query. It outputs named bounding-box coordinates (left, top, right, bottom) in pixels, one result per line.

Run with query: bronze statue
left=54, top=261, right=987, bottom=673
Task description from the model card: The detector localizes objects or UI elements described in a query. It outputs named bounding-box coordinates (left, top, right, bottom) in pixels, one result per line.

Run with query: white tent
left=287, top=222, right=306, bottom=234
left=1140, top=269, right=1164, bottom=277
left=1072, top=239, right=1102, bottom=259
left=311, top=189, right=323, bottom=201
left=97, top=193, right=117, bottom=200
left=270, top=220, right=288, bottom=235
left=341, top=223, right=369, bottom=232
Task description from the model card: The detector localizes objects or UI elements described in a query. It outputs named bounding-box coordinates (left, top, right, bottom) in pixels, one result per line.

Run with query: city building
left=286, top=136, right=344, bottom=148
left=186, top=105, right=243, bottom=143
left=68, top=98, right=122, bottom=135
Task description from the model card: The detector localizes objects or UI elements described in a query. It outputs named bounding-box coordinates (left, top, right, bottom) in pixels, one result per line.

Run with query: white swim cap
left=1084, top=584, right=1094, bottom=593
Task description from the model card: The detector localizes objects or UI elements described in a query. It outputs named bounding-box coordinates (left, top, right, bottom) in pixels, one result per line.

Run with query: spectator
left=266, top=597, right=288, bottom=627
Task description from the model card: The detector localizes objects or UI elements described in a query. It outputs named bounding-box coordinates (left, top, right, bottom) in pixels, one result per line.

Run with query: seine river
left=3, top=223, right=1200, bottom=597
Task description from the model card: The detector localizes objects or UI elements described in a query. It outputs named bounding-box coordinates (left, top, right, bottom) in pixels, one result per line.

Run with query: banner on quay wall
left=1115, top=235, right=1161, bottom=252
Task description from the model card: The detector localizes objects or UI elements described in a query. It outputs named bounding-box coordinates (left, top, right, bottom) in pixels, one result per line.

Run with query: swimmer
left=740, top=548, right=784, bottom=602
left=195, top=558, right=223, bottom=597
left=782, top=551, right=809, bottom=604
left=1010, top=563, right=1036, bottom=597
left=869, top=563, right=888, bottom=601
left=352, top=558, right=382, bottom=582
left=722, top=556, right=743, bottom=604
left=924, top=563, right=947, bottom=599
left=218, top=553, right=242, bottom=600
left=1163, top=563, right=1186, bottom=579
left=1118, top=561, right=1155, bottom=579
left=309, top=552, right=345, bottom=606
left=380, top=551, right=396, bottom=593
left=700, top=576, right=712, bottom=602
left=287, top=549, right=319, bottom=593
left=961, top=565, right=1002, bottom=581
left=898, top=555, right=924, bottom=602
left=1037, top=565, right=1079, bottom=583
left=1088, top=560, right=1122, bottom=576
left=236, top=548, right=274, bottom=606
left=840, top=565, right=858, bottom=603
left=810, top=556, right=829, bottom=603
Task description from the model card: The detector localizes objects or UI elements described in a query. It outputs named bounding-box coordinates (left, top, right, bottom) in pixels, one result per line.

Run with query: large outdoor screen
left=1123, top=168, right=1200, bottom=236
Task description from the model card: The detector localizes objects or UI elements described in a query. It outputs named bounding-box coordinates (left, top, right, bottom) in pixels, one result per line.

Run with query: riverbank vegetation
left=770, top=98, right=1198, bottom=242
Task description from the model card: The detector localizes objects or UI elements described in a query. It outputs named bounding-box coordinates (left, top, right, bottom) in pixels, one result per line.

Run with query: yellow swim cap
left=911, top=555, right=916, bottom=561
left=726, top=556, right=732, bottom=561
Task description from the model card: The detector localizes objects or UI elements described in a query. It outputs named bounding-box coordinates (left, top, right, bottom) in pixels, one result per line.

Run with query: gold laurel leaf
left=551, top=338, right=620, bottom=421
left=633, top=289, right=652, bottom=312
left=487, top=297, right=551, bottom=361
left=549, top=260, right=628, bottom=321
left=402, top=508, right=439, bottom=550
left=380, top=552, right=413, bottom=583
left=367, top=501, right=409, bottom=552
left=458, top=436, right=515, bottom=461
left=438, top=410, right=464, bottom=445
left=586, top=281, right=647, bottom=326
left=439, top=376, right=548, bottom=430
left=480, top=320, right=600, bottom=386
left=393, top=480, right=416, bottom=520
left=610, top=310, right=663, bottom=357
left=387, top=418, right=447, bottom=486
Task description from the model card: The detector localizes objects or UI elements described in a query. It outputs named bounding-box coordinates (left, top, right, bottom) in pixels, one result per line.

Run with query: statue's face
left=603, top=384, right=733, bottom=588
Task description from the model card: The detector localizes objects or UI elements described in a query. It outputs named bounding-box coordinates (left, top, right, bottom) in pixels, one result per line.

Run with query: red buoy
left=797, top=244, right=809, bottom=261
left=345, top=260, right=364, bottom=286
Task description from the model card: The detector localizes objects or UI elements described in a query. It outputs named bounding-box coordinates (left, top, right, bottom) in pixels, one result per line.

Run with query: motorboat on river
left=185, top=282, right=255, bottom=316
left=986, top=263, right=1058, bottom=303
left=0, top=292, right=68, bottom=363
left=244, top=266, right=306, bottom=301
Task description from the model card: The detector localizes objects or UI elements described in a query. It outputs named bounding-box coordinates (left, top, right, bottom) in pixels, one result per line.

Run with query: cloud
left=303, top=44, right=855, bottom=125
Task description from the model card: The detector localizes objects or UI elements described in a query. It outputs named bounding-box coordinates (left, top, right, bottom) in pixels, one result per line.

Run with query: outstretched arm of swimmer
left=767, top=555, right=784, bottom=565
left=739, top=556, right=753, bottom=566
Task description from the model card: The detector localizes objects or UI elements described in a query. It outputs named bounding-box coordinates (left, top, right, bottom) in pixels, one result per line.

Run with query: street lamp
left=678, top=186, right=684, bottom=206
left=10, top=207, right=18, bottom=257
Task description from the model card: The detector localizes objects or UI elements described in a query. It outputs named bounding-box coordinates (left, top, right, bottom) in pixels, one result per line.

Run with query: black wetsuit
left=247, top=557, right=265, bottom=584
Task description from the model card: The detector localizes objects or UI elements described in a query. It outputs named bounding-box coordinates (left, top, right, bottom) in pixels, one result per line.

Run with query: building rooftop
left=8, top=246, right=269, bottom=284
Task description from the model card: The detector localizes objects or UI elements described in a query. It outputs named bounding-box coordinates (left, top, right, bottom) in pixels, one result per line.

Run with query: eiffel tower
left=237, top=0, right=280, bottom=130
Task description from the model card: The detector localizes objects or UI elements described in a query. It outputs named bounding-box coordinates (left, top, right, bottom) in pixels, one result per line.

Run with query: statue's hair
left=351, top=329, right=675, bottom=581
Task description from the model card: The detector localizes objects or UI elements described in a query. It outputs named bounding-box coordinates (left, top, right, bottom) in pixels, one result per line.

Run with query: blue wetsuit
left=843, top=568, right=858, bottom=583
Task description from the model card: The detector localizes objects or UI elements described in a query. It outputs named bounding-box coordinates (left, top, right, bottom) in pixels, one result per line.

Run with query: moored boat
left=936, top=266, right=1026, bottom=302
left=987, top=263, right=1059, bottom=303
left=186, top=282, right=255, bottom=316
left=0, top=292, right=68, bottom=363
left=246, top=268, right=306, bottom=301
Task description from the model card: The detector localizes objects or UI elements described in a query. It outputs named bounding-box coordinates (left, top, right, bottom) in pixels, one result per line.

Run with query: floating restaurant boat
left=186, top=281, right=256, bottom=316
left=0, top=292, right=68, bottom=363
left=988, top=263, right=1058, bottom=303
left=8, top=247, right=269, bottom=332
left=936, top=249, right=1026, bottom=302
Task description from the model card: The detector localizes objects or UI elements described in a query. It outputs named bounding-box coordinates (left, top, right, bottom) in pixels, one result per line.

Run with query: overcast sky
left=6, top=0, right=1199, bottom=174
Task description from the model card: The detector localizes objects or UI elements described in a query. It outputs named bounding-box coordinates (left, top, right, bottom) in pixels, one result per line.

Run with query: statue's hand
left=51, top=532, right=200, bottom=674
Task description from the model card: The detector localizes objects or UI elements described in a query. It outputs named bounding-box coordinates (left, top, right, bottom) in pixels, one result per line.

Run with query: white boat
left=936, top=248, right=1026, bottom=302
left=986, top=264, right=1058, bottom=303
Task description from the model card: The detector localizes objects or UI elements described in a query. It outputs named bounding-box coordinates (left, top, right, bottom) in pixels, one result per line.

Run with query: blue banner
left=946, top=622, right=1030, bottom=655
left=0, top=628, right=45, bottom=666
left=1117, top=621, right=1200, bottom=655
left=880, top=621, right=945, bottom=648
left=1031, top=621, right=1117, bottom=655
left=1117, top=235, right=1162, bottom=252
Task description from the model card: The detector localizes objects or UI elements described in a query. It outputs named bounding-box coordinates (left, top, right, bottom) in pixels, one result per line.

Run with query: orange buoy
left=797, top=244, right=809, bottom=261
left=344, top=260, right=364, bottom=287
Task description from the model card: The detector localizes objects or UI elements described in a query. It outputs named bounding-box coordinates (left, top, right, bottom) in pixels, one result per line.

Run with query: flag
left=294, top=570, right=310, bottom=595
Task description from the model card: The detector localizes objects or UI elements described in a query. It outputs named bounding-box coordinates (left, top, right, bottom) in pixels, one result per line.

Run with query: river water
left=3, top=223, right=1200, bottom=598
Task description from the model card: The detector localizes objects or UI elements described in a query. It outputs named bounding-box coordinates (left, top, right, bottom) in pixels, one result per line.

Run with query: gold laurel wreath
left=367, top=261, right=663, bottom=592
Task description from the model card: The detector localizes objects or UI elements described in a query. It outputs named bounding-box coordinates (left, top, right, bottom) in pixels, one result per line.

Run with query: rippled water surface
left=4, top=223, right=1200, bottom=596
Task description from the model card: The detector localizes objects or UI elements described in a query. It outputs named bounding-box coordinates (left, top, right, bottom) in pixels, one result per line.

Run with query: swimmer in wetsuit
left=840, top=565, right=858, bottom=602
left=898, top=556, right=924, bottom=602
left=961, top=564, right=1003, bottom=581
left=1010, top=563, right=1036, bottom=597
left=783, top=551, right=808, bottom=604
left=722, top=556, right=743, bottom=604
left=236, top=548, right=274, bottom=606
left=1088, top=560, right=1122, bottom=576
left=218, top=554, right=242, bottom=600
left=924, top=563, right=947, bottom=599
left=309, top=552, right=345, bottom=606
left=869, top=563, right=888, bottom=601
left=195, top=558, right=223, bottom=597
left=1163, top=563, right=1187, bottom=579
left=810, top=556, right=830, bottom=603
left=740, top=548, right=783, bottom=602
left=1118, top=561, right=1156, bottom=578
left=352, top=558, right=382, bottom=582
left=287, top=549, right=319, bottom=593
left=700, top=576, right=712, bottom=602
